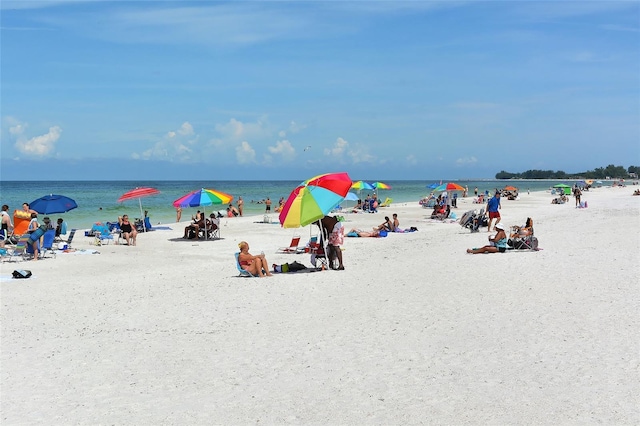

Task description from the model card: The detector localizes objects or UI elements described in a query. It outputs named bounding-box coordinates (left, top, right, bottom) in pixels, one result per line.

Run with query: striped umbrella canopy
left=279, top=172, right=352, bottom=228
left=117, top=187, right=160, bottom=202
left=117, top=187, right=160, bottom=231
left=173, top=189, right=233, bottom=239
left=351, top=180, right=374, bottom=191
left=172, top=188, right=233, bottom=208
left=371, top=181, right=392, bottom=190
left=434, top=182, right=465, bottom=192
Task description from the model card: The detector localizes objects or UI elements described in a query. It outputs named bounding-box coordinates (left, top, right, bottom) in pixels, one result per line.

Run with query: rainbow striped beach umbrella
left=371, top=181, right=392, bottom=190
left=351, top=180, right=375, bottom=191
left=173, top=188, right=233, bottom=239
left=279, top=172, right=352, bottom=228
left=172, top=188, right=233, bottom=208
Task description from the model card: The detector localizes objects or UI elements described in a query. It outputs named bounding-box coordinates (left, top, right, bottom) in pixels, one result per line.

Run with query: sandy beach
left=1, top=187, right=639, bottom=424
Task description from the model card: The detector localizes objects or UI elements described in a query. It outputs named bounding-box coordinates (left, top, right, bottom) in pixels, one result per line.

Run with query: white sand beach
left=2, top=187, right=639, bottom=424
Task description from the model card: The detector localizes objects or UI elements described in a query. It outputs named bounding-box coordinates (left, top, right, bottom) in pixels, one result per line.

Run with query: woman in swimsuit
left=238, top=241, right=272, bottom=277
left=118, top=214, right=137, bottom=246
left=466, top=223, right=508, bottom=254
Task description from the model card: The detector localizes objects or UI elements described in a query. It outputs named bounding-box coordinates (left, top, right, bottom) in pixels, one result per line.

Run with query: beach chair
left=12, top=210, right=31, bottom=237
left=54, top=221, right=68, bottom=242
left=276, top=235, right=302, bottom=254
left=379, top=197, right=393, bottom=207
left=508, top=220, right=539, bottom=251
left=235, top=252, right=256, bottom=277
left=40, top=229, right=57, bottom=259
left=59, top=229, right=77, bottom=248
left=3, top=234, right=30, bottom=262
left=309, top=239, right=329, bottom=270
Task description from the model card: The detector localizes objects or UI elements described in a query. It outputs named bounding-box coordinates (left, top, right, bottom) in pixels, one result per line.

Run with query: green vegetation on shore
left=496, top=164, right=639, bottom=180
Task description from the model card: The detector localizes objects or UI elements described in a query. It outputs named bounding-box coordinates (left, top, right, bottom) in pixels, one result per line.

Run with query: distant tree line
left=495, top=165, right=639, bottom=180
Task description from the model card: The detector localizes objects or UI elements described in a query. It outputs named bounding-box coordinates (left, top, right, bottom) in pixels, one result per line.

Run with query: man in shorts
left=486, top=192, right=501, bottom=232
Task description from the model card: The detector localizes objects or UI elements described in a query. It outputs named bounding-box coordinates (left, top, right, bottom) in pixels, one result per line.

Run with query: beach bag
left=12, top=270, right=32, bottom=279
left=379, top=230, right=388, bottom=237
left=288, top=261, right=307, bottom=271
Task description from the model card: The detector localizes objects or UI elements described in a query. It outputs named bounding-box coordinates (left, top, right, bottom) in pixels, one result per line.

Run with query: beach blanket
left=0, top=274, right=36, bottom=282
left=56, top=249, right=100, bottom=255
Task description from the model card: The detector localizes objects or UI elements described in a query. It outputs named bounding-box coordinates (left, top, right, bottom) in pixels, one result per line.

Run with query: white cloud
left=324, top=137, right=375, bottom=164
left=13, top=125, right=61, bottom=156
left=267, top=139, right=296, bottom=162
left=456, top=156, right=478, bottom=165
left=9, top=123, right=25, bottom=136
left=324, top=137, right=348, bottom=157
left=288, top=121, right=306, bottom=133
left=215, top=117, right=271, bottom=141
left=406, top=154, right=418, bottom=165
left=177, top=122, right=194, bottom=136
left=138, top=121, right=197, bottom=161
left=236, top=141, right=256, bottom=164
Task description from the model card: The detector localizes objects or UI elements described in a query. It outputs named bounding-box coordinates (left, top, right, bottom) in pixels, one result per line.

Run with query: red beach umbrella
left=117, top=187, right=160, bottom=231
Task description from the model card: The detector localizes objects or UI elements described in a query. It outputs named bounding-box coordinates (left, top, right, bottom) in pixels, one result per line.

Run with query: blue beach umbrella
left=29, top=194, right=78, bottom=215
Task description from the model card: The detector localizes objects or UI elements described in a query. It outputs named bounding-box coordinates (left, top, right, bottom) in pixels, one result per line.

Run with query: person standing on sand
left=237, top=197, right=244, bottom=216
left=474, top=187, right=478, bottom=196
left=486, top=192, right=501, bottom=232
left=265, top=197, right=272, bottom=213
left=176, top=207, right=182, bottom=222
left=573, top=185, right=582, bottom=207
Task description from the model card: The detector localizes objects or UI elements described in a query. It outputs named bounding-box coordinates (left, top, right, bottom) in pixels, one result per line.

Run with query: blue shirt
left=487, top=196, right=501, bottom=212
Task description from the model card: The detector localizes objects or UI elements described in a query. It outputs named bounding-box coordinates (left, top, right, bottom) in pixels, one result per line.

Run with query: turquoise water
left=0, top=180, right=561, bottom=230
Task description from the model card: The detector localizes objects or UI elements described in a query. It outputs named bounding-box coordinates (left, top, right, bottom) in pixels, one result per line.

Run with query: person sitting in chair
left=511, top=217, right=533, bottom=237
left=466, top=223, right=507, bottom=254
left=118, top=215, right=137, bottom=246
left=183, top=215, right=205, bottom=239
left=238, top=241, right=272, bottom=277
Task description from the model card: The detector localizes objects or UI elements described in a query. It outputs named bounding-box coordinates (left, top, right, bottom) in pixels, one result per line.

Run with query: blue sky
left=1, top=1, right=639, bottom=181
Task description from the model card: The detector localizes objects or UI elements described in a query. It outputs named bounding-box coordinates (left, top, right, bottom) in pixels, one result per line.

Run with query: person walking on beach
left=486, top=192, right=501, bottom=232
left=237, top=196, right=244, bottom=216
left=176, top=207, right=182, bottom=222
left=474, top=187, right=478, bottom=196
left=265, top=197, right=272, bottom=213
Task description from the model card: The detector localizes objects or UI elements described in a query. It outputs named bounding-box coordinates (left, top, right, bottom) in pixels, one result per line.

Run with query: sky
left=1, top=0, right=639, bottom=181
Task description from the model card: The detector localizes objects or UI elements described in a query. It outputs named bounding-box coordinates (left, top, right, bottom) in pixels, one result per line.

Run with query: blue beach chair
left=235, top=252, right=256, bottom=277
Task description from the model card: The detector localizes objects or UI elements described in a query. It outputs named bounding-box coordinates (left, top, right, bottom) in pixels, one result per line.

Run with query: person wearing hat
left=467, top=222, right=508, bottom=254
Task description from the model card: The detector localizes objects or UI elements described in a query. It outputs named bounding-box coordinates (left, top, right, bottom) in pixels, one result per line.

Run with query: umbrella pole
left=139, top=198, right=147, bottom=232
left=204, top=207, right=207, bottom=240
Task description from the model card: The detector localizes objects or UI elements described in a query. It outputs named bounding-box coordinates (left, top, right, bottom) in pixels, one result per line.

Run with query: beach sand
left=2, top=187, right=639, bottom=424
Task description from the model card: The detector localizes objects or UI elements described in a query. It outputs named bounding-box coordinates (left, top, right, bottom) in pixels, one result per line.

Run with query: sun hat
left=495, top=223, right=504, bottom=230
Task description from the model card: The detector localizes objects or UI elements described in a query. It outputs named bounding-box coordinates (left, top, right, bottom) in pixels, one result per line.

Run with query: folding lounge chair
left=276, top=235, right=302, bottom=254
left=379, top=197, right=393, bottom=207
left=12, top=211, right=31, bottom=238
left=509, top=221, right=538, bottom=251
left=62, top=229, right=77, bottom=248
left=41, top=229, right=57, bottom=259
left=235, top=252, right=256, bottom=277
left=309, top=239, right=330, bottom=270
left=3, top=234, right=30, bottom=262
left=92, top=223, right=114, bottom=245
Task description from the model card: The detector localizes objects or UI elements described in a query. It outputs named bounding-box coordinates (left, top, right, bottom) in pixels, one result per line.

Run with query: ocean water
left=0, top=179, right=561, bottom=230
